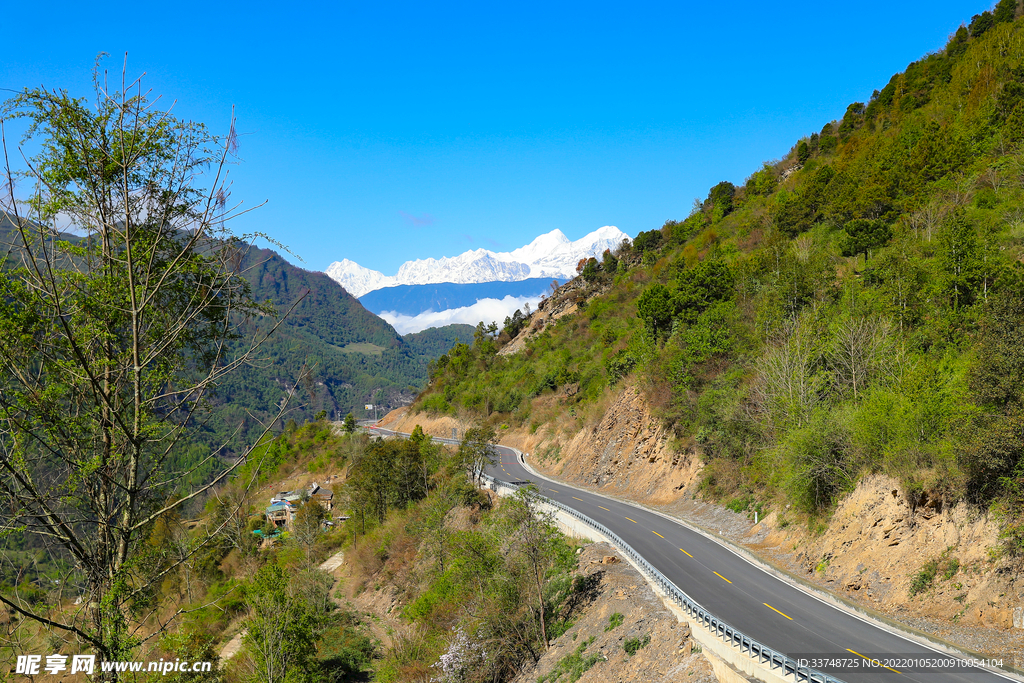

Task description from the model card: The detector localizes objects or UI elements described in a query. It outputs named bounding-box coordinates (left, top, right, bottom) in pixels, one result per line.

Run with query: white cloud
left=380, top=295, right=544, bottom=335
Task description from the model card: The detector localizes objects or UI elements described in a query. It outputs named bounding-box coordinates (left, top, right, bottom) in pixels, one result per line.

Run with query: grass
left=604, top=612, right=623, bottom=631
left=336, top=342, right=385, bottom=356
left=623, top=634, right=650, bottom=656
left=548, top=618, right=575, bottom=640
left=725, top=495, right=752, bottom=513
left=909, top=559, right=939, bottom=597
left=910, top=553, right=961, bottom=597
left=942, top=557, right=960, bottom=579
left=538, top=636, right=603, bottom=683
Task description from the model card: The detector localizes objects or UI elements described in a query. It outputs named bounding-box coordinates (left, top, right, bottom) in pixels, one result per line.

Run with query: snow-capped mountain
left=326, top=226, right=629, bottom=297
left=323, top=259, right=390, bottom=299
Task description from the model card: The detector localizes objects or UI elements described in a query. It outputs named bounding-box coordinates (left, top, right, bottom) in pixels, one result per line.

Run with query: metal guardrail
left=376, top=426, right=845, bottom=683
left=477, top=470, right=846, bottom=683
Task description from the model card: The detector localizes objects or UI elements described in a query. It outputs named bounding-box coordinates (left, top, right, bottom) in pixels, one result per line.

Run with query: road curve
left=370, top=426, right=1017, bottom=683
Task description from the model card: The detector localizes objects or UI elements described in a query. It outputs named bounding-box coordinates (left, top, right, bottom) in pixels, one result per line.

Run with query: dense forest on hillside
left=417, top=1, right=1024, bottom=556
left=0, top=214, right=473, bottom=474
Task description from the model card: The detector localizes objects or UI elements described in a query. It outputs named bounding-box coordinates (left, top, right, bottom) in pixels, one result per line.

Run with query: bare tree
left=501, top=487, right=558, bottom=651
left=0, top=59, right=296, bottom=668
left=753, top=316, right=824, bottom=430
left=290, top=500, right=328, bottom=570
left=829, top=317, right=895, bottom=400
left=907, top=197, right=949, bottom=242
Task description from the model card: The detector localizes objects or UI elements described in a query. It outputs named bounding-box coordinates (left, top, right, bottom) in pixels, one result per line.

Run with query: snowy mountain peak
left=325, top=225, right=631, bottom=297
left=324, top=259, right=387, bottom=297
left=508, top=229, right=571, bottom=264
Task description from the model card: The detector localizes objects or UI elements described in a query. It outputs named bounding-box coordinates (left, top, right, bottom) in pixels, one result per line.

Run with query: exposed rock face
left=752, top=474, right=1021, bottom=633
left=498, top=281, right=579, bottom=356
left=533, top=385, right=702, bottom=505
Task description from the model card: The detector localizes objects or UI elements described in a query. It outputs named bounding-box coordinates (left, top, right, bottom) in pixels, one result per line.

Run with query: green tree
left=947, top=25, right=970, bottom=58
left=839, top=218, right=892, bottom=262
left=797, top=140, right=810, bottom=164
left=348, top=438, right=395, bottom=525
left=936, top=211, right=983, bottom=311
left=636, top=284, right=677, bottom=336
left=242, top=565, right=321, bottom=683
left=675, top=259, right=734, bottom=323
left=970, top=10, right=996, bottom=37
left=995, top=0, right=1017, bottom=23
left=745, top=163, right=779, bottom=197
left=837, top=102, right=865, bottom=139
left=342, top=412, right=357, bottom=434
left=632, top=229, right=663, bottom=253
left=503, top=309, right=527, bottom=338
left=409, top=424, right=430, bottom=448
left=412, top=425, right=442, bottom=492
left=500, top=487, right=560, bottom=651
left=419, top=481, right=462, bottom=573
left=972, top=278, right=1024, bottom=409
left=346, top=436, right=429, bottom=525
left=874, top=249, right=924, bottom=329
left=707, top=181, right=736, bottom=220
left=457, top=426, right=498, bottom=485
left=0, top=66, right=285, bottom=666
left=291, top=501, right=328, bottom=570
left=601, top=248, right=619, bottom=273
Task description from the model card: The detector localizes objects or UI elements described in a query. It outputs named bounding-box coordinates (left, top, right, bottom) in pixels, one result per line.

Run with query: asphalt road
left=370, top=426, right=1017, bottom=683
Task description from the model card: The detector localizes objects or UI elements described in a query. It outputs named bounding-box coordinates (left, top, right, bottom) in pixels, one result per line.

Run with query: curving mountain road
left=370, top=426, right=1018, bottom=683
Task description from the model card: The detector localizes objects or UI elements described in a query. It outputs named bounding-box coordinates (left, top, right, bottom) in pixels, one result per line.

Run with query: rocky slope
left=513, top=544, right=717, bottom=683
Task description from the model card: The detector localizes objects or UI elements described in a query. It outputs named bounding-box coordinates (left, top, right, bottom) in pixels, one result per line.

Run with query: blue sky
left=4, top=1, right=994, bottom=275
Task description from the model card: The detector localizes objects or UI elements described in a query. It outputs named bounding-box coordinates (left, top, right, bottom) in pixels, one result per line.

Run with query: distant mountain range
left=358, top=278, right=555, bottom=316
left=326, top=226, right=629, bottom=298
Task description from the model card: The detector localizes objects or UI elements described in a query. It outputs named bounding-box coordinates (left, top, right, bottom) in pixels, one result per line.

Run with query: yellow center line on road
left=624, top=517, right=638, bottom=523
left=763, top=603, right=793, bottom=620
left=679, top=548, right=692, bottom=558
left=651, top=531, right=664, bottom=538
left=713, top=571, right=732, bottom=584
left=572, top=497, right=584, bottom=502
left=597, top=506, right=610, bottom=511
left=846, top=649, right=901, bottom=674
left=549, top=488, right=559, bottom=493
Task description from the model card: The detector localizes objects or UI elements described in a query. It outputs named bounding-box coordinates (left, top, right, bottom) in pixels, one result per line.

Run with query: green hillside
left=200, top=246, right=475, bottom=454
left=416, top=1, right=1024, bottom=555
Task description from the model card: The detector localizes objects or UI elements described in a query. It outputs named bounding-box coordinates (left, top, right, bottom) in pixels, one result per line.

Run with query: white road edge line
left=510, top=445, right=1022, bottom=683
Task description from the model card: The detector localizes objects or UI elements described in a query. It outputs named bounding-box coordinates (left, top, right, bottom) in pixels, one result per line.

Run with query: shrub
left=623, top=634, right=651, bottom=656
left=605, top=613, right=624, bottom=631
left=942, top=557, right=960, bottom=580
left=909, top=560, right=939, bottom=597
